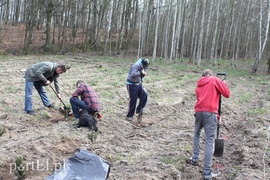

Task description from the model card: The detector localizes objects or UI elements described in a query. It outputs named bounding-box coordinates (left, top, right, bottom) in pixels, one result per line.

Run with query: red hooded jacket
left=194, top=76, right=230, bottom=114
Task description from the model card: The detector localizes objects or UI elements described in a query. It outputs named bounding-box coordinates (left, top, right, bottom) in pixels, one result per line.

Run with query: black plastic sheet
left=46, top=149, right=110, bottom=180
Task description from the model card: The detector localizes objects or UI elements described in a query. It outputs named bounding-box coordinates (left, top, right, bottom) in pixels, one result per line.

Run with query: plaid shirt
left=72, top=84, right=101, bottom=111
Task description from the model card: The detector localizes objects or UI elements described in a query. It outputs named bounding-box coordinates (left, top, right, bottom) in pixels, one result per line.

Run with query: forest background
left=0, top=0, right=270, bottom=74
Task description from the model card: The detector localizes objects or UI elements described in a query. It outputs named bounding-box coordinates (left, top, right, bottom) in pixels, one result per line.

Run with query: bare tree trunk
left=225, top=1, right=235, bottom=60
left=231, top=1, right=243, bottom=68
left=13, top=0, right=20, bottom=25
left=115, top=0, right=125, bottom=55
left=210, top=0, right=220, bottom=65
left=140, top=0, right=149, bottom=56
left=44, top=0, right=55, bottom=51
left=169, top=0, right=178, bottom=63
left=5, top=0, right=9, bottom=24
left=89, top=0, right=97, bottom=48
left=137, top=9, right=144, bottom=58
left=59, top=0, right=69, bottom=53
left=102, top=0, right=114, bottom=55
left=95, top=0, right=110, bottom=54
left=125, top=0, right=137, bottom=55
left=23, top=0, right=36, bottom=55
left=162, top=0, right=172, bottom=61
left=152, top=0, right=160, bottom=61
left=195, top=0, right=206, bottom=66
left=203, top=0, right=213, bottom=59
left=219, top=20, right=228, bottom=65
left=244, top=1, right=252, bottom=59
left=175, top=0, right=185, bottom=61
left=180, top=2, right=187, bottom=58
left=189, top=0, right=198, bottom=63
left=252, top=0, right=270, bottom=74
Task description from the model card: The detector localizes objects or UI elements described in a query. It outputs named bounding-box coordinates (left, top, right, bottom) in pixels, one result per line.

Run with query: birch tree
left=169, top=0, right=178, bottom=63
left=152, top=0, right=160, bottom=61
left=210, top=0, right=220, bottom=65
left=190, top=0, right=198, bottom=63
left=252, top=0, right=270, bottom=74
left=13, top=0, right=20, bottom=25
left=44, top=0, right=55, bottom=51
left=195, top=0, right=206, bottom=65
left=175, top=0, right=184, bottom=61
left=23, top=0, right=37, bottom=55
left=203, top=0, right=213, bottom=59
left=102, top=0, right=114, bottom=54
left=225, top=1, right=235, bottom=60
left=180, top=1, right=188, bottom=58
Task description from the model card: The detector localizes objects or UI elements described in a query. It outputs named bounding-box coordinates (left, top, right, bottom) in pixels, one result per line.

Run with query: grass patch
left=42, top=112, right=50, bottom=119
left=228, top=166, right=241, bottom=179
left=248, top=108, right=268, bottom=116
left=238, top=93, right=252, bottom=104
left=88, top=131, right=97, bottom=143
left=15, top=148, right=26, bottom=180
left=101, top=90, right=114, bottom=98
left=162, top=157, right=182, bottom=165
left=90, top=81, right=98, bottom=86
left=0, top=126, right=6, bottom=136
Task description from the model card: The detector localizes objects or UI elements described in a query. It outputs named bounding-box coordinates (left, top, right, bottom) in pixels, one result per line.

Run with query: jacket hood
left=136, top=58, right=149, bottom=69
left=135, top=59, right=143, bottom=66
left=197, top=76, right=212, bottom=87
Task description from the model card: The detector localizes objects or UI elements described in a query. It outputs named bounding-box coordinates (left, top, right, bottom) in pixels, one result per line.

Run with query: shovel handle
left=216, top=72, right=226, bottom=140
left=217, top=72, right=226, bottom=116
left=49, top=84, right=68, bottom=109
left=217, top=72, right=226, bottom=81
left=216, top=124, right=220, bottom=138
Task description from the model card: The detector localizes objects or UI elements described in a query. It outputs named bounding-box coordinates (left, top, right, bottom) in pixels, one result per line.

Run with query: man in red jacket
left=187, top=69, right=230, bottom=180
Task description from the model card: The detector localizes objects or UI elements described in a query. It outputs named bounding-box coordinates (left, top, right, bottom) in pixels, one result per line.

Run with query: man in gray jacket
left=126, top=58, right=150, bottom=121
left=24, top=62, right=70, bottom=115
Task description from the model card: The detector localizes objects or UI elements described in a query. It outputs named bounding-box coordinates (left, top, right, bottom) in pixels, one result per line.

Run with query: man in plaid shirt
left=70, top=80, right=101, bottom=118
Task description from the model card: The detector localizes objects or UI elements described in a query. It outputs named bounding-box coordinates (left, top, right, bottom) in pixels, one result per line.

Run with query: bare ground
left=0, top=54, right=270, bottom=180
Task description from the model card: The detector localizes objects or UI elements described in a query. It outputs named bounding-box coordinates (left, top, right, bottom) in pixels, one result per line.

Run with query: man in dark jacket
left=70, top=80, right=101, bottom=118
left=24, top=62, right=70, bottom=115
left=187, top=69, right=230, bottom=180
left=126, top=58, right=150, bottom=121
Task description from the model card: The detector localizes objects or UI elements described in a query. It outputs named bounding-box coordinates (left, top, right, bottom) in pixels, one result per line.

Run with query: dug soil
left=0, top=54, right=269, bottom=180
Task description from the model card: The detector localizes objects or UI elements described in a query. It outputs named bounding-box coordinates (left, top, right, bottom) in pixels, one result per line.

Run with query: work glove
left=57, top=93, right=62, bottom=99
left=45, top=80, right=51, bottom=85
left=140, top=69, right=147, bottom=77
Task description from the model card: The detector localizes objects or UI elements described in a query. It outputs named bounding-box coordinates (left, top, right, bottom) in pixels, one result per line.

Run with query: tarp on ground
left=46, top=149, right=110, bottom=180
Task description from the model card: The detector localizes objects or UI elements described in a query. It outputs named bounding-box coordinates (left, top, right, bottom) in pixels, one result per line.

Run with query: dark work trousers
left=126, top=83, right=148, bottom=118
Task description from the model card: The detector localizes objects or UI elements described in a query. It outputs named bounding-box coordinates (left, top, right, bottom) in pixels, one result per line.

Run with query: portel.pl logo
left=10, top=159, right=66, bottom=174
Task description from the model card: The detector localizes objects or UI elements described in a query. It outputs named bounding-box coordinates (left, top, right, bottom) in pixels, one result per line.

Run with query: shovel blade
left=63, top=106, right=69, bottom=110
left=214, top=139, right=224, bottom=157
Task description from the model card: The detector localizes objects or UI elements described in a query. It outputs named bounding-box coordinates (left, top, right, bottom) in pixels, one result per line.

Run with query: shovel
left=214, top=72, right=226, bottom=157
left=49, top=84, right=71, bottom=117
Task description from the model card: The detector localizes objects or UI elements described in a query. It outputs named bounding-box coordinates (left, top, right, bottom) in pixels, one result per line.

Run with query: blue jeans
left=70, top=97, right=95, bottom=118
left=192, top=112, right=217, bottom=178
left=126, top=84, right=148, bottom=118
left=25, top=78, right=51, bottom=112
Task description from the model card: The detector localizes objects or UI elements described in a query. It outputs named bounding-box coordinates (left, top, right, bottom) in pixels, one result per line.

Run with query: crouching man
left=70, top=80, right=101, bottom=119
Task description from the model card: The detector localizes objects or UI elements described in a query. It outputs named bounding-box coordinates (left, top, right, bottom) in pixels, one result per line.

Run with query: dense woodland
left=0, top=0, right=270, bottom=73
